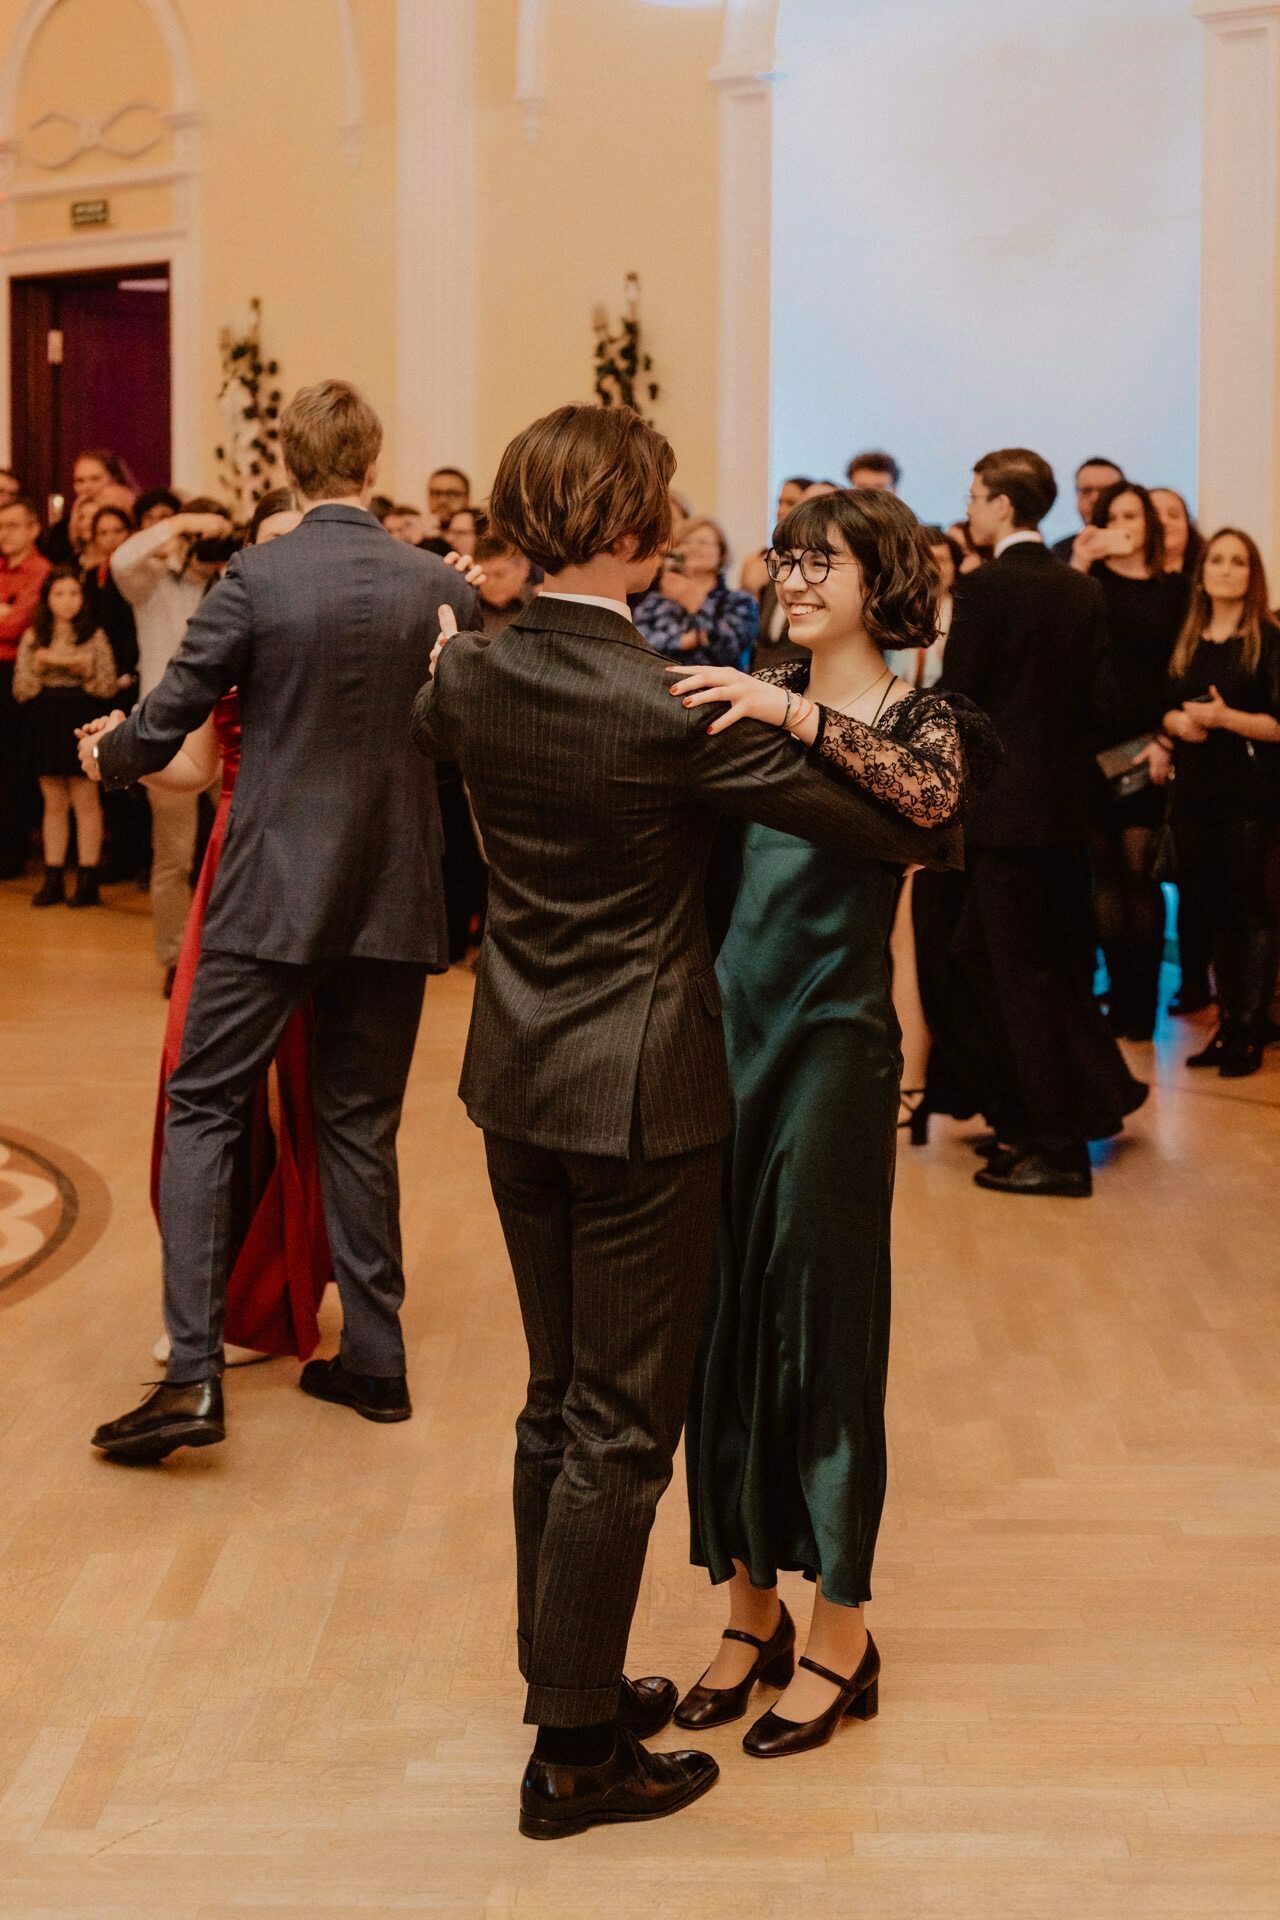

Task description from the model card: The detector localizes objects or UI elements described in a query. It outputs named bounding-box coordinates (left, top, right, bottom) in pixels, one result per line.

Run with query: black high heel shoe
left=673, top=1602, right=795, bottom=1730
left=742, top=1633, right=880, bottom=1759
left=897, top=1090, right=930, bottom=1147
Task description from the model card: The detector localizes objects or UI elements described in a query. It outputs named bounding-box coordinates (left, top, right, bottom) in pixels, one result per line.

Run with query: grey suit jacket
left=411, top=596, right=960, bottom=1158
left=98, top=504, right=478, bottom=967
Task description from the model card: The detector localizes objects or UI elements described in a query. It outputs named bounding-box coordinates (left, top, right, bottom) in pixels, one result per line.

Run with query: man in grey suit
left=83, top=381, right=478, bottom=1460
left=412, top=405, right=958, bottom=1840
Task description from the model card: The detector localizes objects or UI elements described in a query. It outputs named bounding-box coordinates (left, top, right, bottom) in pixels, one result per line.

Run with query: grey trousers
left=483, top=1130, right=722, bottom=1728
left=160, top=947, right=427, bottom=1384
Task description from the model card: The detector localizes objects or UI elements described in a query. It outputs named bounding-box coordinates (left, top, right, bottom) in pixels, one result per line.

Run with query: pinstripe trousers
left=483, top=1130, right=723, bottom=1728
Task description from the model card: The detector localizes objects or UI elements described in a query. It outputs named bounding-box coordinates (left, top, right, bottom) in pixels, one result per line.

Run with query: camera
left=664, top=551, right=687, bottom=575
left=193, top=533, right=242, bottom=565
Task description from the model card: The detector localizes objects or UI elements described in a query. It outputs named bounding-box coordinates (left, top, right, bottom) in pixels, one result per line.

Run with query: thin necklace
left=824, top=664, right=893, bottom=717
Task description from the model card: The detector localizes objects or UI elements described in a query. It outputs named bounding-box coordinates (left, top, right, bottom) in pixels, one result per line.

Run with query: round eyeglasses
left=766, top=548, right=833, bottom=586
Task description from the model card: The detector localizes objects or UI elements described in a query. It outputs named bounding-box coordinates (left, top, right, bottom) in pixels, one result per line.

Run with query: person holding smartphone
left=1085, top=481, right=1191, bottom=1041
left=632, top=516, right=759, bottom=667
left=1156, top=529, right=1280, bottom=1077
left=110, top=498, right=235, bottom=992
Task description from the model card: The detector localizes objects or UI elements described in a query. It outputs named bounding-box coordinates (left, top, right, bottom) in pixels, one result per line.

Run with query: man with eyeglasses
left=425, top=466, right=471, bottom=537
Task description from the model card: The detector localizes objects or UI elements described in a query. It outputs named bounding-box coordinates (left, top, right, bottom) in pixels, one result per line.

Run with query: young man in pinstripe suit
left=412, top=406, right=948, bottom=1840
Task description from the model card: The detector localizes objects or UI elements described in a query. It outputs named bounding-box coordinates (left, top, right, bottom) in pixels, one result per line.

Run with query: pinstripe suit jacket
left=97, top=505, right=478, bottom=966
left=410, top=596, right=960, bottom=1158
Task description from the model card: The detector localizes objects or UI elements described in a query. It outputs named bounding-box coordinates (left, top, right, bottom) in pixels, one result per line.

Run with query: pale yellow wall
left=475, top=0, right=723, bottom=510
left=0, top=0, right=721, bottom=510
left=0, top=0, right=398, bottom=492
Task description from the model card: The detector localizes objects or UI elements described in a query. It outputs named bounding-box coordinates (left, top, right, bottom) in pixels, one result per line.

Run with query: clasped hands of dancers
left=80, top=383, right=989, bottom=1840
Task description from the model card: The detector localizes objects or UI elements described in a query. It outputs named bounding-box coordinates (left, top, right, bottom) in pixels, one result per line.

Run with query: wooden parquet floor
left=1, top=878, right=1278, bottom=1920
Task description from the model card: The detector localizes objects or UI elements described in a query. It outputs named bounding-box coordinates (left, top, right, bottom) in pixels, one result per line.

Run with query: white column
left=396, top=0, right=476, bottom=501
left=711, top=1, right=781, bottom=567
left=1194, top=0, right=1280, bottom=580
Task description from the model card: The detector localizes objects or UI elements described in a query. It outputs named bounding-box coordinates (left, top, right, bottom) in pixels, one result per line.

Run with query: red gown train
left=149, top=692, right=332, bottom=1357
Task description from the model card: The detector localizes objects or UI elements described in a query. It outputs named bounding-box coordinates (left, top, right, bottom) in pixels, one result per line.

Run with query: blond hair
left=280, top=380, right=382, bottom=500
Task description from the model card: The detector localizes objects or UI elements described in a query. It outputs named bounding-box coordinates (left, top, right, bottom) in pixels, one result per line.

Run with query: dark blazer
left=940, top=540, right=1116, bottom=848
left=98, top=504, right=478, bottom=966
left=411, top=595, right=960, bottom=1159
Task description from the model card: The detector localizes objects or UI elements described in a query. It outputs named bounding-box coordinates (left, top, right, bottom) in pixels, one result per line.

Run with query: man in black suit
left=412, top=404, right=957, bottom=1840
left=940, top=447, right=1145, bottom=1197
left=82, top=381, right=479, bottom=1457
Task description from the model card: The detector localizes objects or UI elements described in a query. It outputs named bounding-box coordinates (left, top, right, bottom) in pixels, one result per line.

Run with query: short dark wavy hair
left=489, top=404, right=674, bottom=574
left=772, top=487, right=941, bottom=651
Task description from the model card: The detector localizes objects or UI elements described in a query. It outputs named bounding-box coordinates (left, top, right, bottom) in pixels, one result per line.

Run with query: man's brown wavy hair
left=772, top=488, right=942, bottom=652
left=488, top=405, right=674, bottom=575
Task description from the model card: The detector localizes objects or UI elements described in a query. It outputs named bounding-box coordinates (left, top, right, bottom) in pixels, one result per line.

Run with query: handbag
left=1096, top=733, right=1155, bottom=801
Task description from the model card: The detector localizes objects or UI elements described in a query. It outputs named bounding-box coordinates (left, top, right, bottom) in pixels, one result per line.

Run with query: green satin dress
left=687, top=682, right=972, bottom=1609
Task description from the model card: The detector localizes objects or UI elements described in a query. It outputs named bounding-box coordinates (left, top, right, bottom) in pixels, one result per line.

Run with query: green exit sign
left=71, top=199, right=109, bottom=228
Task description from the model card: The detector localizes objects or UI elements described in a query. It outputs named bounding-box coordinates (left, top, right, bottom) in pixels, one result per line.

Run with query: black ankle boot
left=69, top=865, right=101, bottom=908
left=31, top=865, right=65, bottom=907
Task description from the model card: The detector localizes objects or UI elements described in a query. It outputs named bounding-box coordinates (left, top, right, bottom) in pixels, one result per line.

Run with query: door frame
left=0, top=228, right=197, bottom=491
left=10, top=257, right=174, bottom=515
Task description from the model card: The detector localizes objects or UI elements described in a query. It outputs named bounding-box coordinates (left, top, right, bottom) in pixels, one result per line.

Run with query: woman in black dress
left=1084, top=481, right=1190, bottom=1040
left=12, top=568, right=117, bottom=906
left=1158, top=529, right=1280, bottom=1077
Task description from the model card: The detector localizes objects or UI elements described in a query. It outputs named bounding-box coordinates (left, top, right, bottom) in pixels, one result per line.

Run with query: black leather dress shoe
left=673, top=1601, right=795, bottom=1730
left=616, top=1675, right=678, bottom=1740
left=743, top=1634, right=880, bottom=1759
left=974, top=1147, right=1092, bottom=1198
left=519, top=1726, right=718, bottom=1840
left=299, top=1355, right=411, bottom=1423
left=91, top=1380, right=224, bottom=1461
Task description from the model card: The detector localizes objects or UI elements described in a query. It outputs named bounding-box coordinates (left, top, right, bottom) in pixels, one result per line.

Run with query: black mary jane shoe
left=742, top=1634, right=880, bottom=1759
left=673, top=1601, right=795, bottom=1731
left=616, top=1674, right=678, bottom=1741
left=91, top=1379, right=225, bottom=1462
left=299, top=1354, right=412, bottom=1424
left=518, top=1726, right=718, bottom=1841
left=1186, top=1028, right=1227, bottom=1069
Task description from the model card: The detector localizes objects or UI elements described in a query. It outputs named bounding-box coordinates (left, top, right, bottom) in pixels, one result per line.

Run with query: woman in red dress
left=146, top=490, right=332, bottom=1366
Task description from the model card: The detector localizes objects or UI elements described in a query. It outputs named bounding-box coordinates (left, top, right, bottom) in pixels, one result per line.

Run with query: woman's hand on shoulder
left=665, top=663, right=790, bottom=735
left=429, top=603, right=459, bottom=678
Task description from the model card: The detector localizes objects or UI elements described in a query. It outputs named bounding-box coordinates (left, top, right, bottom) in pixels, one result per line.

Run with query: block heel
left=846, top=1677, right=878, bottom=1720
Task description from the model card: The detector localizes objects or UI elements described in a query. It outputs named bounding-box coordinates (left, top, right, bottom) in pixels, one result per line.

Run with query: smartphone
left=664, top=552, right=687, bottom=575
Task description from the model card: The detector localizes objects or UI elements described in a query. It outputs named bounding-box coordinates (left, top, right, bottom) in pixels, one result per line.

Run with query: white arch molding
left=711, top=0, right=781, bottom=565
left=0, top=0, right=202, bottom=488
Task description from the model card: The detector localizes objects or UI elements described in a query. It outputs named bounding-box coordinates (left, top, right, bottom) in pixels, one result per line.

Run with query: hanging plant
left=592, top=273, right=659, bottom=420
left=213, top=298, right=283, bottom=520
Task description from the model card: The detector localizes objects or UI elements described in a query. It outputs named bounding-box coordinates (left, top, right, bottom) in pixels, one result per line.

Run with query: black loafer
left=974, top=1148, right=1092, bottom=1198
left=616, top=1674, right=678, bottom=1740
left=673, top=1601, right=795, bottom=1730
left=518, top=1726, right=718, bottom=1841
left=299, top=1355, right=412, bottom=1423
left=91, top=1379, right=225, bottom=1461
left=743, top=1634, right=880, bottom=1759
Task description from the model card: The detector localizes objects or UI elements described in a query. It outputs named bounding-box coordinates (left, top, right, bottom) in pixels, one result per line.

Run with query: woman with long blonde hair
left=1154, top=528, right=1280, bottom=1077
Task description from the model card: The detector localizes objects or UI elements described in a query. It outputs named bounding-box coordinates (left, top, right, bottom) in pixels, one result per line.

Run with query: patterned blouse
left=632, top=572, right=760, bottom=668
left=12, top=627, right=118, bottom=702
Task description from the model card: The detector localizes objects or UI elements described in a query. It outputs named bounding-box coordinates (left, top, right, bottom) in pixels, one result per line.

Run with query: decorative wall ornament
left=214, top=300, right=283, bottom=518
left=592, top=274, right=659, bottom=418
left=22, top=101, right=168, bottom=170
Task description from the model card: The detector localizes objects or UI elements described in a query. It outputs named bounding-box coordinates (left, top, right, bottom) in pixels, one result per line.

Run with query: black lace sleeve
left=812, top=691, right=965, bottom=826
left=752, top=660, right=811, bottom=693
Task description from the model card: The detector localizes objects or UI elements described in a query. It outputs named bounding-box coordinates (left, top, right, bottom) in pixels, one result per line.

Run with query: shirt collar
left=994, top=530, right=1044, bottom=559
left=540, top=590, right=633, bottom=625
